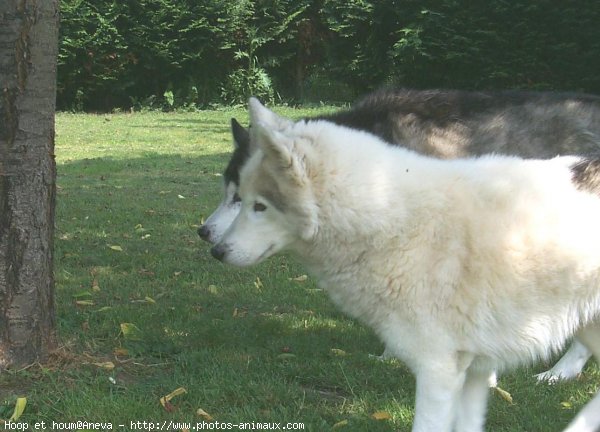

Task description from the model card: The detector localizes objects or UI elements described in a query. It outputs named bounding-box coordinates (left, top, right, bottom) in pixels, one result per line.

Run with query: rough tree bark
left=0, top=0, right=59, bottom=369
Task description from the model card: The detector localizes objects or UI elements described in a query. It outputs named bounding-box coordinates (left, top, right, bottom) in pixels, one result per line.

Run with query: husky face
left=209, top=176, right=297, bottom=267
left=198, top=119, right=249, bottom=244
left=211, top=100, right=317, bottom=266
left=197, top=181, right=241, bottom=244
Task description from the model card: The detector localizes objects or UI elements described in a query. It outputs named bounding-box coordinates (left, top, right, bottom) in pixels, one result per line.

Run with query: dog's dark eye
left=232, top=193, right=241, bottom=203
left=253, top=202, right=267, bottom=212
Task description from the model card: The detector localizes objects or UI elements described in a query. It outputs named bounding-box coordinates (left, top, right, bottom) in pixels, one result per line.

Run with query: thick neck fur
left=294, top=121, right=454, bottom=252
left=287, top=122, right=462, bottom=320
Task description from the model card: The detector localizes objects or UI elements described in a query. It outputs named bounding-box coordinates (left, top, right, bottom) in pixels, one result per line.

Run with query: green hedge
left=58, top=0, right=600, bottom=111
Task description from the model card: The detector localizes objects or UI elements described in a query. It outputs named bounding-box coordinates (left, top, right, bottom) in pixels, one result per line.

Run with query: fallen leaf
left=330, top=348, right=347, bottom=357
left=9, top=397, right=27, bottom=421
left=196, top=408, right=214, bottom=421
left=232, top=308, right=247, bottom=318
left=254, top=277, right=263, bottom=290
left=332, top=420, right=349, bottom=429
left=130, top=296, right=156, bottom=304
left=75, top=300, right=94, bottom=306
left=178, top=194, right=185, bottom=199
left=96, top=306, right=113, bottom=312
left=120, top=323, right=143, bottom=341
left=160, top=387, right=187, bottom=409
left=108, top=245, right=123, bottom=252
left=93, top=361, right=115, bottom=370
left=289, top=274, right=308, bottom=282
left=91, top=278, right=101, bottom=292
left=494, top=386, right=514, bottom=404
left=561, top=401, right=573, bottom=409
left=371, top=411, right=392, bottom=421
left=114, top=347, right=129, bottom=357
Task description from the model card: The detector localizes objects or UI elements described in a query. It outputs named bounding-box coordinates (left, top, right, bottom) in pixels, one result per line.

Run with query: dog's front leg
left=412, top=360, right=467, bottom=432
left=453, top=364, right=492, bottom=432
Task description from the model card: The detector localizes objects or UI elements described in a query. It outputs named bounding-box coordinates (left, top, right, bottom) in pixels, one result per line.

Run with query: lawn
left=1, top=108, right=598, bottom=431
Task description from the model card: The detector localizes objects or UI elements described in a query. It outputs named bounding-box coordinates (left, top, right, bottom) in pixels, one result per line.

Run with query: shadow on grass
left=49, top=153, right=410, bottom=430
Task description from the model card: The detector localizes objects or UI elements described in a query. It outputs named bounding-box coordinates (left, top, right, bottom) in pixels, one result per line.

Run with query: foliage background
left=58, top=0, right=600, bottom=111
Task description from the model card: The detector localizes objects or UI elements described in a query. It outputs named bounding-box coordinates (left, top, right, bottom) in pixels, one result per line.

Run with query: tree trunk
left=0, top=0, right=59, bottom=369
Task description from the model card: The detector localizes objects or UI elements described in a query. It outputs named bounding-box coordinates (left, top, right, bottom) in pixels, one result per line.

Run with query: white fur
left=201, top=182, right=241, bottom=244
left=214, top=100, right=600, bottom=432
left=535, top=339, right=592, bottom=383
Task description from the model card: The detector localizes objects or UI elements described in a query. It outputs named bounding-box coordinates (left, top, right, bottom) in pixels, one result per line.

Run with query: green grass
left=1, top=109, right=598, bottom=431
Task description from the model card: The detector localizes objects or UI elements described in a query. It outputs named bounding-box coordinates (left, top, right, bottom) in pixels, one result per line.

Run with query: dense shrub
left=58, top=0, right=600, bottom=111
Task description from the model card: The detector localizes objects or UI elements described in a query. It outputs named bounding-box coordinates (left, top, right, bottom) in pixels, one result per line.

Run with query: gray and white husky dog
left=199, top=88, right=600, bottom=383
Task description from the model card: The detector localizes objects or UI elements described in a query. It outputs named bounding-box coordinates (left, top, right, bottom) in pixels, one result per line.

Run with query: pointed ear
left=254, top=122, right=293, bottom=168
left=248, top=97, right=293, bottom=130
left=231, top=118, right=250, bottom=151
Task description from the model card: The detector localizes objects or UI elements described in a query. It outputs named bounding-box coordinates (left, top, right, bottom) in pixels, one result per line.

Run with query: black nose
left=210, top=245, right=226, bottom=261
left=197, top=225, right=210, bottom=241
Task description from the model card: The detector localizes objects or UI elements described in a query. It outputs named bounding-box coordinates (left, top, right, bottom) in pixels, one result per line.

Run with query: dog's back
left=318, top=89, right=600, bottom=158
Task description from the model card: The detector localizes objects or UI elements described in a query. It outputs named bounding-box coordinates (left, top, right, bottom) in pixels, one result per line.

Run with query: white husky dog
left=201, top=90, right=600, bottom=383
left=212, top=99, right=600, bottom=432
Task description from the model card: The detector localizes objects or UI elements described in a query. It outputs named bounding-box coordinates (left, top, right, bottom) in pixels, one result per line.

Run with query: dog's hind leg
left=453, top=364, right=493, bottom=432
left=535, top=339, right=592, bottom=384
left=563, top=322, right=600, bottom=432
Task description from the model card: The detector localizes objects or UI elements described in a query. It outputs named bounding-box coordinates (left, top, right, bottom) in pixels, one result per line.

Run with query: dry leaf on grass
left=92, top=278, right=101, bottom=292
left=160, top=387, right=187, bottom=412
left=92, top=361, right=115, bottom=370
left=75, top=300, right=94, bottom=306
left=197, top=408, right=214, bottom=421
left=114, top=347, right=129, bottom=357
left=120, top=323, right=143, bottom=341
left=332, top=420, right=349, bottom=429
left=494, top=386, right=514, bottom=404
left=8, top=397, right=27, bottom=422
left=371, top=411, right=392, bottom=420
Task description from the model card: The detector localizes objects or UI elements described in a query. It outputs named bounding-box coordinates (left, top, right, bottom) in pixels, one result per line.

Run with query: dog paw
left=534, top=370, right=577, bottom=384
